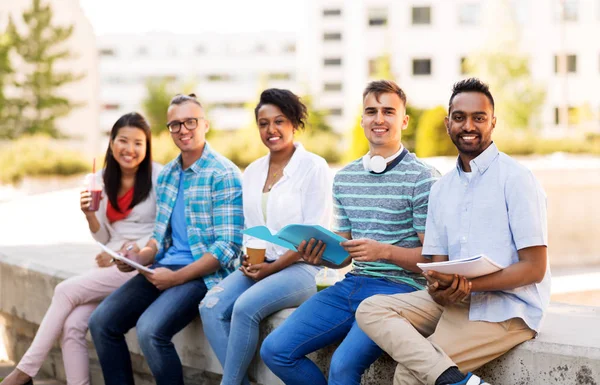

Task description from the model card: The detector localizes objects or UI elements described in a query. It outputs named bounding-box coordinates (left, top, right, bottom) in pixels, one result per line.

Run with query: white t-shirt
left=242, top=143, right=333, bottom=261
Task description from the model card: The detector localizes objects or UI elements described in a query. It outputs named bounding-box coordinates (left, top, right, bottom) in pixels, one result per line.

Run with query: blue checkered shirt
left=152, top=143, right=244, bottom=289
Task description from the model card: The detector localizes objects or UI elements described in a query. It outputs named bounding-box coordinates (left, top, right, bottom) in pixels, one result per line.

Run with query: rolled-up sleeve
left=208, top=169, right=244, bottom=267
left=506, top=170, right=548, bottom=250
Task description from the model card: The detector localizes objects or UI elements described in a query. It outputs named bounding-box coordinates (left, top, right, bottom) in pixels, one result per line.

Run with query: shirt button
left=461, top=236, right=467, bottom=243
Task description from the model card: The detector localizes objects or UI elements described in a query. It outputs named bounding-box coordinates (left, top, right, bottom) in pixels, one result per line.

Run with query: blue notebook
left=242, top=224, right=349, bottom=266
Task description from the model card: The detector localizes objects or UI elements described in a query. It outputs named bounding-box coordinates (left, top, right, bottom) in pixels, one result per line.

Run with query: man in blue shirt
left=89, top=94, right=244, bottom=385
left=356, top=78, right=549, bottom=385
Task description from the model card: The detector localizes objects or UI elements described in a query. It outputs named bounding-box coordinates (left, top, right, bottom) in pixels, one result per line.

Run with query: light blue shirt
left=423, top=142, right=550, bottom=332
left=161, top=171, right=195, bottom=266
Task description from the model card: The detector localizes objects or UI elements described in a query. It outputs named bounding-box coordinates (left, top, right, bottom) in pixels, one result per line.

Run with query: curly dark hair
left=449, top=78, right=495, bottom=112
left=254, top=88, right=308, bottom=130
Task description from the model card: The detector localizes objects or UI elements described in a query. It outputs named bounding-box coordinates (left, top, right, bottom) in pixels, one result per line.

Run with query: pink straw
left=92, top=157, right=96, bottom=190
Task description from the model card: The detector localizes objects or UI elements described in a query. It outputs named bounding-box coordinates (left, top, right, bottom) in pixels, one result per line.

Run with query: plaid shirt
left=152, top=143, right=244, bottom=289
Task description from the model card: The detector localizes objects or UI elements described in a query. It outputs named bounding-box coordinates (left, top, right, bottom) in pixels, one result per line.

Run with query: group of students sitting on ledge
left=2, top=77, right=549, bottom=385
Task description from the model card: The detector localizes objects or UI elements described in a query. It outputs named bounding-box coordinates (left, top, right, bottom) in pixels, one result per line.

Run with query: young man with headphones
left=260, top=80, right=440, bottom=385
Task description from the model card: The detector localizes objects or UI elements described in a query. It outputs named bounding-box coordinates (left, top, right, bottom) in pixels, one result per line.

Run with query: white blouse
left=242, top=143, right=333, bottom=261
left=91, top=162, right=163, bottom=251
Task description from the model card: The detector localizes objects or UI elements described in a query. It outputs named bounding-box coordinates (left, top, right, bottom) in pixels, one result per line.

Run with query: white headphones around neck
left=362, top=146, right=404, bottom=174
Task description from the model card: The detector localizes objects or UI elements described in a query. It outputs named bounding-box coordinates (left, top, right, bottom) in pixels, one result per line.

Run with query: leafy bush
left=296, top=130, right=342, bottom=164
left=151, top=131, right=180, bottom=165
left=495, top=131, right=600, bottom=155
left=415, top=106, right=456, bottom=157
left=0, top=135, right=89, bottom=184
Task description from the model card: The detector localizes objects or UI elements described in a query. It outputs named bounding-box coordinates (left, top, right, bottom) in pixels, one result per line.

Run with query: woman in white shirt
left=3, top=112, right=162, bottom=385
left=200, top=88, right=332, bottom=385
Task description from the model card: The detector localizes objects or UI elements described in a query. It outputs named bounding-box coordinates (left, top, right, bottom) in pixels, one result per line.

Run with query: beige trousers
left=356, top=290, right=535, bottom=385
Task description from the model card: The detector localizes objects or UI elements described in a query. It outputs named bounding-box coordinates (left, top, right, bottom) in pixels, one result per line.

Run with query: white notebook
left=97, top=241, right=154, bottom=274
left=417, top=255, right=504, bottom=279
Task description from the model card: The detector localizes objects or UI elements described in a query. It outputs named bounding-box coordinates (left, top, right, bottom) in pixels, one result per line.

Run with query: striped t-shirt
left=333, top=151, right=440, bottom=289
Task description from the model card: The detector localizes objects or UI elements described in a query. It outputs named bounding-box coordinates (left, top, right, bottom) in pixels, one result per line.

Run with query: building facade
left=300, top=0, right=600, bottom=135
left=97, top=32, right=300, bottom=133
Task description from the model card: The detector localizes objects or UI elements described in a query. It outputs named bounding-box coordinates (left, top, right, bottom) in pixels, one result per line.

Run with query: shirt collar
left=174, top=142, right=212, bottom=175
left=266, top=142, right=306, bottom=177
left=455, top=141, right=499, bottom=175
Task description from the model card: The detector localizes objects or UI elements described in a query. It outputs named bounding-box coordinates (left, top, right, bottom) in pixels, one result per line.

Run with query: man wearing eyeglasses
left=89, top=94, right=244, bottom=385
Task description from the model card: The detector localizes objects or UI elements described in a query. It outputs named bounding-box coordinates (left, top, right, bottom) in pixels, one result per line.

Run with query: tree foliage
left=5, top=0, right=84, bottom=138
left=415, top=106, right=456, bottom=157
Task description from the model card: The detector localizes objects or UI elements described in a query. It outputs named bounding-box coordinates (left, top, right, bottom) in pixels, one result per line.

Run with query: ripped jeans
left=199, top=263, right=319, bottom=385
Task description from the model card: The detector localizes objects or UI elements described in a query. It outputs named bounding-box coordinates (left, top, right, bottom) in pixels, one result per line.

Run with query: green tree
left=142, top=78, right=173, bottom=135
left=415, top=106, right=456, bottom=157
left=302, top=95, right=333, bottom=134
left=6, top=0, right=84, bottom=138
left=343, top=112, right=368, bottom=163
left=0, top=31, right=17, bottom=138
left=463, top=0, right=545, bottom=131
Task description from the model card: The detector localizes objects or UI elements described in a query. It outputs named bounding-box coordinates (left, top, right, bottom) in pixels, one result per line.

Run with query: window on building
left=554, top=54, right=577, bottom=73
left=196, top=45, right=206, bottom=54
left=368, top=8, right=388, bottom=26
left=268, top=73, right=292, bottom=81
left=211, top=102, right=246, bottom=109
left=323, top=8, right=342, bottom=17
left=511, top=0, right=529, bottom=25
left=283, top=43, right=296, bottom=53
left=324, top=58, right=342, bottom=66
left=460, top=57, right=469, bottom=74
left=324, top=83, right=343, bottom=91
left=458, top=3, right=481, bottom=25
left=323, top=32, right=342, bottom=41
left=554, top=106, right=579, bottom=124
left=102, top=103, right=120, bottom=111
left=560, top=0, right=579, bottom=21
left=207, top=74, right=232, bottom=81
left=329, top=108, right=343, bottom=116
left=413, top=59, right=432, bottom=75
left=99, top=48, right=115, bottom=57
left=137, top=46, right=148, bottom=56
left=254, top=44, right=266, bottom=53
left=412, top=6, right=431, bottom=25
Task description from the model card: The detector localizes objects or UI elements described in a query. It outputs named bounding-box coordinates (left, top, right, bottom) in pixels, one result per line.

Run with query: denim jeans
left=199, top=263, right=319, bottom=385
left=260, top=273, right=418, bottom=385
left=88, top=264, right=208, bottom=385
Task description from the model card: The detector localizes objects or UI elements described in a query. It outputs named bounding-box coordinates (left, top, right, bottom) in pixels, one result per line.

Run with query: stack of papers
left=417, top=254, right=504, bottom=278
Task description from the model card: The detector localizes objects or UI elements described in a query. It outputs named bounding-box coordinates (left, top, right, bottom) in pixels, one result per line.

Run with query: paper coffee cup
left=246, top=239, right=267, bottom=265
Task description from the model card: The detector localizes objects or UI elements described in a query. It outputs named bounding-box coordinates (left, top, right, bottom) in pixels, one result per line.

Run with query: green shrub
left=415, top=106, right=456, bottom=157
left=296, top=130, right=342, bottom=164
left=0, top=135, right=90, bottom=184
left=495, top=131, right=600, bottom=156
left=209, top=128, right=268, bottom=169
left=343, top=113, right=369, bottom=163
left=151, top=131, right=180, bottom=165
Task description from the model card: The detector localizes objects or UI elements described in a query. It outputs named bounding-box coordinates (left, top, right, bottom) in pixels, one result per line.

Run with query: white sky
left=79, top=0, right=305, bottom=35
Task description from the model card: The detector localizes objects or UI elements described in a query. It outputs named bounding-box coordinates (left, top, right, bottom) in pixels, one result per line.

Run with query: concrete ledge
left=2, top=251, right=600, bottom=385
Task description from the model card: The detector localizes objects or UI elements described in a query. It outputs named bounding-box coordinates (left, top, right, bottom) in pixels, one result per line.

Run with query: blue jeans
left=200, top=263, right=319, bottom=385
left=260, top=273, right=418, bottom=385
left=88, top=264, right=208, bottom=385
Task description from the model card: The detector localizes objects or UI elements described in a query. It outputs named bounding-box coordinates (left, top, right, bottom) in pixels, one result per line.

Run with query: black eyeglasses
left=166, top=117, right=204, bottom=133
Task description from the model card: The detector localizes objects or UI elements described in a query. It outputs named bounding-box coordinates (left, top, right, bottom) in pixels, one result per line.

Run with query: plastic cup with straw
left=87, top=157, right=102, bottom=211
